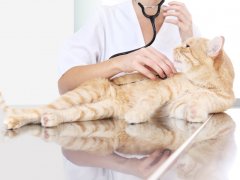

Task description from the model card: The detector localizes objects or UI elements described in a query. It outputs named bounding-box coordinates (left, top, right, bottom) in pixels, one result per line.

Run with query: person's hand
left=163, top=1, right=193, bottom=42
left=114, top=47, right=176, bottom=80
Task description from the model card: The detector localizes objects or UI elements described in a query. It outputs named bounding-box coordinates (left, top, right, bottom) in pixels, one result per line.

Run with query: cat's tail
left=0, top=92, right=11, bottom=113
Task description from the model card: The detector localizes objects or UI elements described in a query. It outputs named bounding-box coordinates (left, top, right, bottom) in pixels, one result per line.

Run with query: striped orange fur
left=1, top=36, right=235, bottom=129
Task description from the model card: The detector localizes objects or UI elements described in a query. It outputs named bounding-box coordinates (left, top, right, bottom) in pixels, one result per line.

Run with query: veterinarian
left=58, top=1, right=200, bottom=177
left=58, top=0, right=200, bottom=94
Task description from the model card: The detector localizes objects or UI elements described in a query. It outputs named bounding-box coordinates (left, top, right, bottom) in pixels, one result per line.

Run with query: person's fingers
left=163, top=8, right=191, bottom=25
left=139, top=49, right=167, bottom=78
left=167, top=1, right=190, bottom=16
left=165, top=18, right=192, bottom=32
left=168, top=1, right=185, bottom=6
left=136, top=149, right=172, bottom=179
left=140, top=149, right=172, bottom=172
left=161, top=56, right=177, bottom=74
left=140, top=149, right=163, bottom=168
left=125, top=47, right=177, bottom=79
left=163, top=11, right=185, bottom=22
left=163, top=3, right=193, bottom=42
left=147, top=47, right=177, bottom=75
left=142, top=50, right=167, bottom=75
left=141, top=58, right=166, bottom=78
left=133, top=61, right=157, bottom=80
left=178, top=21, right=192, bottom=32
left=164, top=18, right=178, bottom=25
left=149, top=149, right=172, bottom=169
left=168, top=7, right=190, bottom=19
left=162, top=2, right=192, bottom=22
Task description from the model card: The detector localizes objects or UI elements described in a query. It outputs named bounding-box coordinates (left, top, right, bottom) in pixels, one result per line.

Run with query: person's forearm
left=58, top=58, right=122, bottom=94
left=58, top=46, right=178, bottom=94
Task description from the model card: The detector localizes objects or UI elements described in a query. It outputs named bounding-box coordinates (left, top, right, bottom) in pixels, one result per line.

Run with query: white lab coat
left=57, top=0, right=200, bottom=79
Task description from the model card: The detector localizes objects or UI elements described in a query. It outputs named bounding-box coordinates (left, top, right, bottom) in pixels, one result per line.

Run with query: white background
left=0, top=0, right=239, bottom=105
left=0, top=0, right=74, bottom=105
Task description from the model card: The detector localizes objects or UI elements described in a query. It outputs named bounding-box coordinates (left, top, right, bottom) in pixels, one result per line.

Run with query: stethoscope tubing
left=109, top=0, right=165, bottom=59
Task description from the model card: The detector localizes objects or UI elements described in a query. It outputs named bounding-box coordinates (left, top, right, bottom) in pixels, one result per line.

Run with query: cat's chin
left=176, top=67, right=183, bottom=72
left=173, top=59, right=183, bottom=72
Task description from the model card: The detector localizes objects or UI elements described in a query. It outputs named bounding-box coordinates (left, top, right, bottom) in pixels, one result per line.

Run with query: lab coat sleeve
left=57, top=8, right=105, bottom=79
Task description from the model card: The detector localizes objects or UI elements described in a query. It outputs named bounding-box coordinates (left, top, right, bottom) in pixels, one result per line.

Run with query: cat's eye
left=186, top=44, right=190, bottom=48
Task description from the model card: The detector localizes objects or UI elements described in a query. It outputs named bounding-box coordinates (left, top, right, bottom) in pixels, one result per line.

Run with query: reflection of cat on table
left=4, top=113, right=236, bottom=179
left=162, top=113, right=236, bottom=180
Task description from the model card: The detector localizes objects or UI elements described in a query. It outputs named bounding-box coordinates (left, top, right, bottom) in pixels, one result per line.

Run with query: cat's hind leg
left=46, top=78, right=115, bottom=110
left=41, top=99, right=115, bottom=127
left=3, top=79, right=115, bottom=129
left=4, top=110, right=42, bottom=129
left=1, top=91, right=44, bottom=129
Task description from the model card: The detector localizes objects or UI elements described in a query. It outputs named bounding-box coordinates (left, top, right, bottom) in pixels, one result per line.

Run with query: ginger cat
left=0, top=36, right=235, bottom=129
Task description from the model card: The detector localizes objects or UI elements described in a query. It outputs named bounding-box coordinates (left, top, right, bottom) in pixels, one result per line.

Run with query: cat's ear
left=207, top=36, right=225, bottom=58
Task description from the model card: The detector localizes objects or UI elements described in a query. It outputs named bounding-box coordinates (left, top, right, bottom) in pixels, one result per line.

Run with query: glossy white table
left=0, top=108, right=239, bottom=180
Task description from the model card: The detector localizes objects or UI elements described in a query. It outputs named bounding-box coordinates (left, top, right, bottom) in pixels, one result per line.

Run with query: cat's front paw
left=42, top=128, right=59, bottom=141
left=185, top=104, right=208, bottom=123
left=125, top=123, right=152, bottom=137
left=124, top=110, right=150, bottom=124
left=41, top=112, right=61, bottom=127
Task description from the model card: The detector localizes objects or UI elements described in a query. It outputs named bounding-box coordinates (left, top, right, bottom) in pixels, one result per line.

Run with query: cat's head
left=173, top=36, right=229, bottom=73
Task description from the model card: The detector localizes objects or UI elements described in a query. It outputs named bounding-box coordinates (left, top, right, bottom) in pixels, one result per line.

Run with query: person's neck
left=135, top=0, right=162, bottom=7
left=133, top=0, right=164, bottom=16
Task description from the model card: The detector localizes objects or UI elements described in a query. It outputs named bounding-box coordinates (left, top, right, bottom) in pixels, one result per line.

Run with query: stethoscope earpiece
left=109, top=0, right=165, bottom=59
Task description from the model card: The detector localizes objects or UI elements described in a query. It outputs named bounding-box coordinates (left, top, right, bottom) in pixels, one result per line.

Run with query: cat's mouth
left=173, top=53, right=184, bottom=72
left=174, top=58, right=182, bottom=64
left=173, top=53, right=183, bottom=65
left=173, top=50, right=182, bottom=62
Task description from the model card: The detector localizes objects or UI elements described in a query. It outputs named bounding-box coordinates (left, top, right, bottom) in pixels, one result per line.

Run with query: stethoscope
left=109, top=0, right=165, bottom=59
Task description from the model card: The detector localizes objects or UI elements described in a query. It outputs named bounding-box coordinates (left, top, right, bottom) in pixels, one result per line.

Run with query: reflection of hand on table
left=62, top=148, right=171, bottom=179
left=127, top=149, right=172, bottom=178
